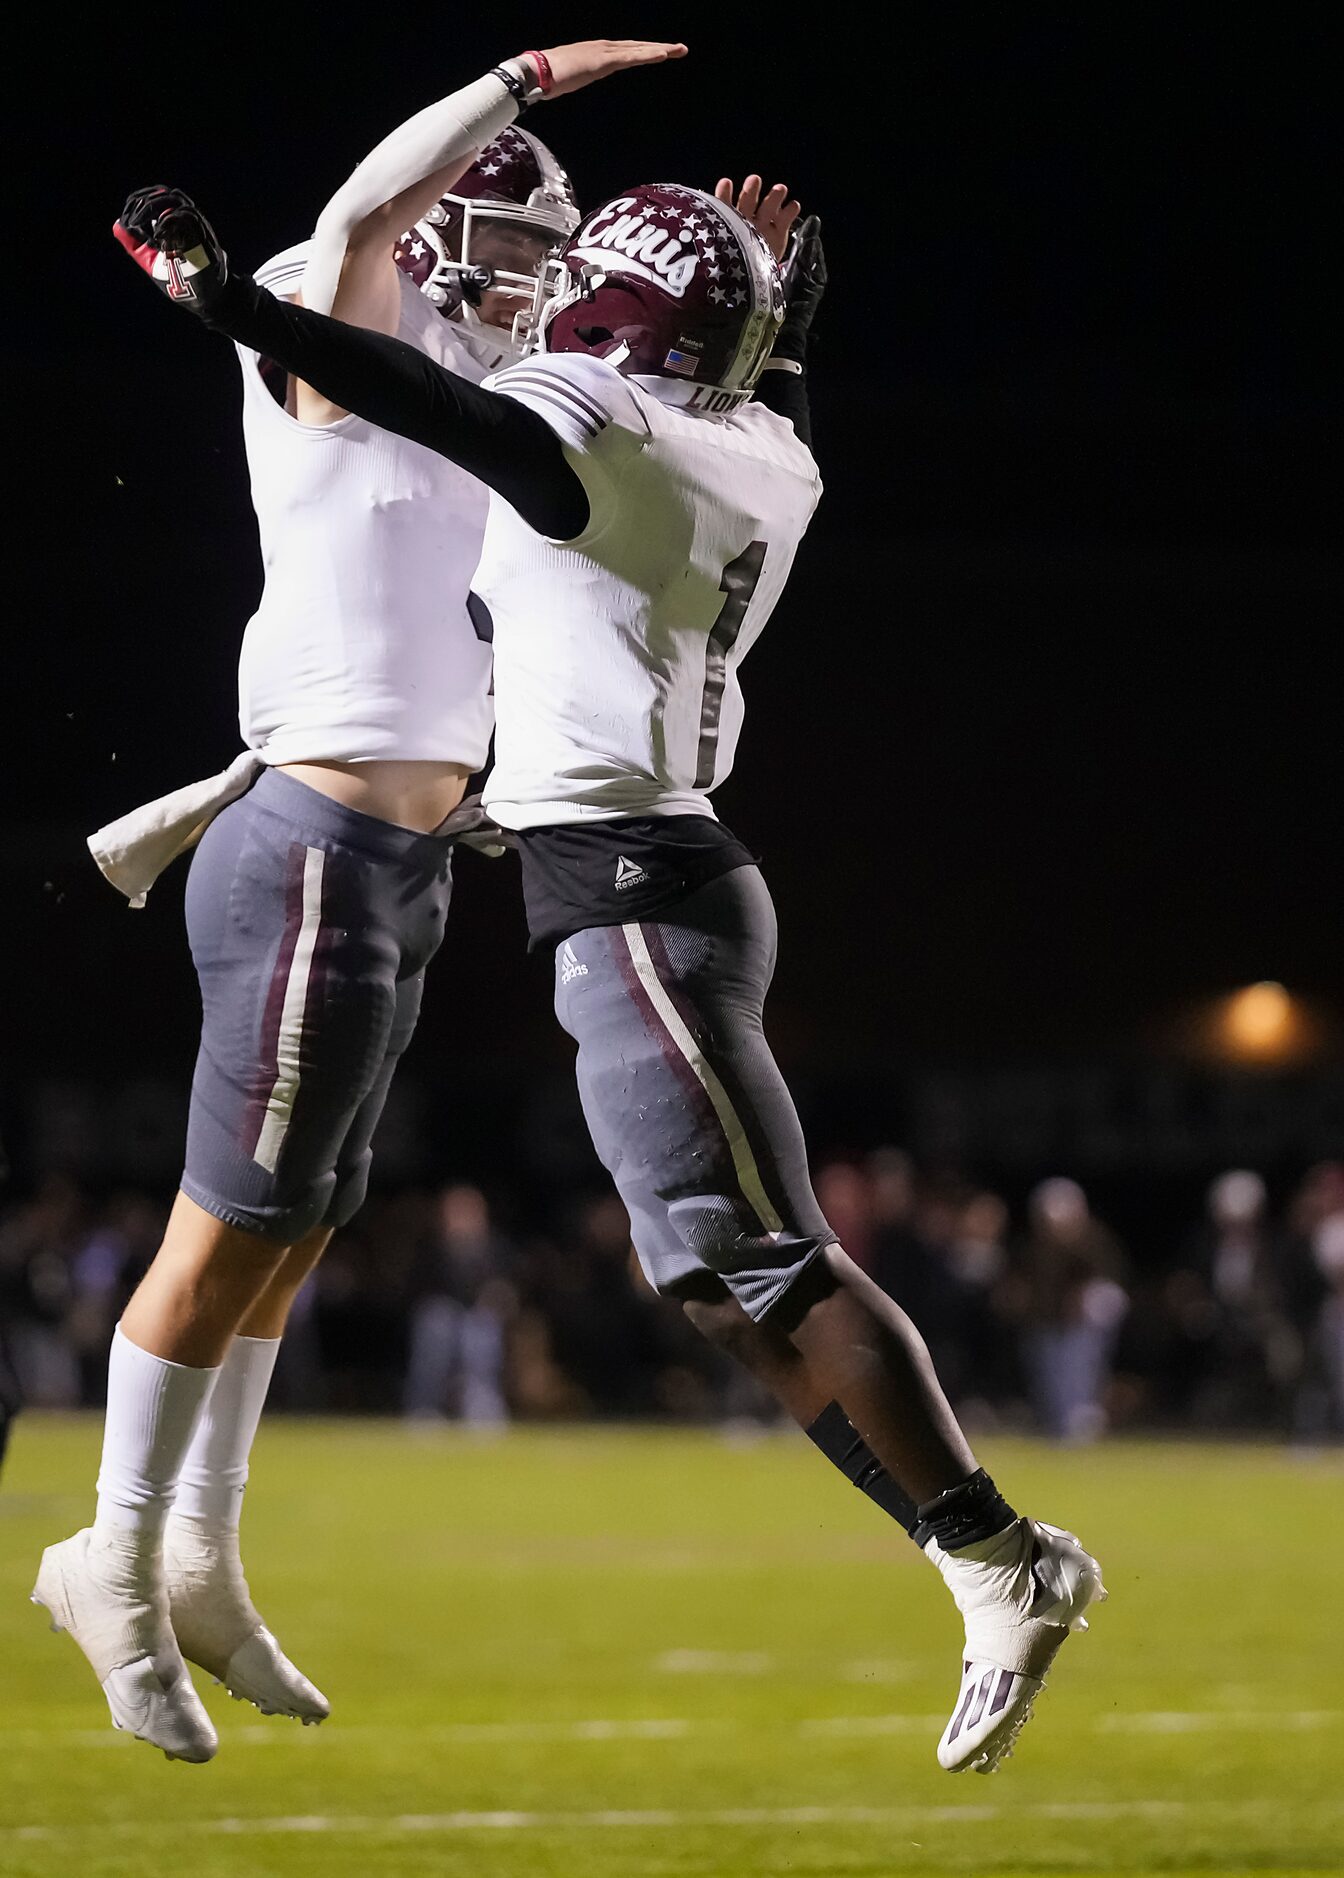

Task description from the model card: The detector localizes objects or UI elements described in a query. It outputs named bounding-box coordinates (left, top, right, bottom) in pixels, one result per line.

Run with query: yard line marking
left=1, top=1709, right=1339, bottom=1753
left=800, top=1714, right=946, bottom=1735
left=655, top=1649, right=772, bottom=1675
left=0, top=1718, right=708, bottom=1752
left=6, top=1798, right=1344, bottom=1844
left=1096, top=1710, right=1341, bottom=1733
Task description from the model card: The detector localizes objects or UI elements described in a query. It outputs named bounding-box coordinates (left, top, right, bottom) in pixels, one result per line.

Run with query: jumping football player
left=33, top=41, right=685, bottom=1765
left=108, top=173, right=1106, bottom=1776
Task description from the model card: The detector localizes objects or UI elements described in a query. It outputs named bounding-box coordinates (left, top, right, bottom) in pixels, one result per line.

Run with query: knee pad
left=663, top=1194, right=832, bottom=1323
left=666, top=1194, right=767, bottom=1279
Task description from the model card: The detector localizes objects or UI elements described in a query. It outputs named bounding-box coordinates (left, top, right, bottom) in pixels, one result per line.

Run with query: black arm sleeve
left=753, top=364, right=812, bottom=447
left=753, top=313, right=812, bottom=446
left=205, top=274, right=589, bottom=539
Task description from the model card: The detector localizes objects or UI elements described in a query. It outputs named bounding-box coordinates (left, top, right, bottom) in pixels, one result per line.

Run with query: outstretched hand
left=714, top=175, right=801, bottom=262
left=113, top=186, right=229, bottom=313
left=526, top=39, right=687, bottom=99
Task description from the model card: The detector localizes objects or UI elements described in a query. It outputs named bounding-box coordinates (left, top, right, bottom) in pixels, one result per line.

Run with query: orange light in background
left=1218, top=981, right=1303, bottom=1062
left=1165, top=981, right=1329, bottom=1066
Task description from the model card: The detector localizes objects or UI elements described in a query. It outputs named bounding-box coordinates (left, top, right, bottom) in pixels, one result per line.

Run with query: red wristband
left=523, top=49, right=553, bottom=91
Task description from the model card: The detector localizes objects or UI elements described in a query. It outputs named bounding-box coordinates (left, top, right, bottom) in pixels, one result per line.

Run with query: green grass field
left=1, top=1419, right=1340, bottom=1877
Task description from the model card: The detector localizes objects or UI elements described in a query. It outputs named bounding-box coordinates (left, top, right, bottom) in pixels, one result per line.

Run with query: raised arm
left=753, top=215, right=825, bottom=448
left=115, top=191, right=589, bottom=540
left=714, top=178, right=824, bottom=449
left=226, top=280, right=592, bottom=538
left=301, top=67, right=525, bottom=329
left=295, top=40, right=686, bottom=422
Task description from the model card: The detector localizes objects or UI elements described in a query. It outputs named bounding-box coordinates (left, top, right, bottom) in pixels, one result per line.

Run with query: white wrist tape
left=301, top=70, right=520, bottom=314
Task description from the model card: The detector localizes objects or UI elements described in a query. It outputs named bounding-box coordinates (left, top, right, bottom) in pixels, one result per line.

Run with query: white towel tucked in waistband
left=88, top=751, right=265, bottom=908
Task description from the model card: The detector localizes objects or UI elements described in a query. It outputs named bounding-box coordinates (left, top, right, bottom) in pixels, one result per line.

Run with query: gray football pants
left=554, top=865, right=837, bottom=1321
left=182, top=767, right=453, bottom=1244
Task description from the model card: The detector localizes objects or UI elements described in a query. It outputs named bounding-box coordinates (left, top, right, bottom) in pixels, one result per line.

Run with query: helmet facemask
left=405, top=194, right=575, bottom=350
left=395, top=127, right=581, bottom=359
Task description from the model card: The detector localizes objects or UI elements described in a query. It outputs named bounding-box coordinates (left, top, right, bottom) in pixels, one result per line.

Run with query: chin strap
left=453, top=304, right=520, bottom=372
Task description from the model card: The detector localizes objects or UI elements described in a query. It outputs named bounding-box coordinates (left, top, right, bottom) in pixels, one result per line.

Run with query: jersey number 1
left=694, top=541, right=767, bottom=789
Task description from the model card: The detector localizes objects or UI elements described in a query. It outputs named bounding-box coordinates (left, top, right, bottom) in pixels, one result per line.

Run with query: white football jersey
left=477, top=354, right=821, bottom=828
left=235, top=243, right=510, bottom=768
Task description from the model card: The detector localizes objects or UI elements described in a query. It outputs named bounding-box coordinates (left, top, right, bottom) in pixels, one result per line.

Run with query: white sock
left=94, top=1325, right=220, bottom=1543
left=172, top=1334, right=281, bottom=1532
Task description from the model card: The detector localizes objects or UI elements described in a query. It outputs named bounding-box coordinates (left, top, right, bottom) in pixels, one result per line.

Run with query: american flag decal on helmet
left=663, top=348, right=700, bottom=376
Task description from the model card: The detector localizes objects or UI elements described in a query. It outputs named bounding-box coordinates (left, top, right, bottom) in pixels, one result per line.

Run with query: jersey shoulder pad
left=736, top=401, right=821, bottom=485
left=486, top=353, right=649, bottom=452
left=254, top=242, right=311, bottom=299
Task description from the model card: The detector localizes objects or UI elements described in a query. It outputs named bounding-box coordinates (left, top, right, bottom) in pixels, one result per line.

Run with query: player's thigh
left=181, top=778, right=450, bottom=1244
left=325, top=961, right=430, bottom=1231
left=555, top=869, right=833, bottom=1319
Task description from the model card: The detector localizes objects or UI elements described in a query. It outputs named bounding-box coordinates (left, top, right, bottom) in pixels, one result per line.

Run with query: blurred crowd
left=4, top=1152, right=1344, bottom=1447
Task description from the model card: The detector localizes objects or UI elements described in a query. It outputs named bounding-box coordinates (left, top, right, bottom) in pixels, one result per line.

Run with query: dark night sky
left=7, top=5, right=1340, bottom=1091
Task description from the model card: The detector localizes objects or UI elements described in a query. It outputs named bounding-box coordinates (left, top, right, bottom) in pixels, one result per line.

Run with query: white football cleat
left=32, top=1528, right=218, bottom=1763
left=163, top=1515, right=329, bottom=1725
left=926, top=1517, right=1105, bottom=1774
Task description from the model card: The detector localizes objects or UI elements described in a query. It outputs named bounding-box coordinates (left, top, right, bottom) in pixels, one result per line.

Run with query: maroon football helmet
left=537, top=184, right=784, bottom=410
left=394, top=126, right=580, bottom=358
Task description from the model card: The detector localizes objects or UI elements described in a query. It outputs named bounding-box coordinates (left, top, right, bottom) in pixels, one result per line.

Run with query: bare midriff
left=279, top=759, right=473, bottom=834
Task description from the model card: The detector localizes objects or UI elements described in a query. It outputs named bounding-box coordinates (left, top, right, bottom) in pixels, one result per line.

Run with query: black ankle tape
left=911, top=1467, right=1018, bottom=1552
left=806, top=1401, right=920, bottom=1538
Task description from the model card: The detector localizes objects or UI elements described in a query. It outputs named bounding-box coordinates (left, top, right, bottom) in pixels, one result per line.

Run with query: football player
left=33, top=40, right=685, bottom=1764
left=106, top=175, right=1106, bottom=1776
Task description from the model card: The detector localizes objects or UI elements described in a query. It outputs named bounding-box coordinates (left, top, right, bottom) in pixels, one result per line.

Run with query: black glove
left=113, top=186, right=229, bottom=314
left=776, top=214, right=826, bottom=360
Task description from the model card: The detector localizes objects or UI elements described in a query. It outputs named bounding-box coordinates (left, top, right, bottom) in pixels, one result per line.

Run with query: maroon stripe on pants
left=638, top=920, right=795, bottom=1229
left=240, top=841, right=310, bottom=1159
left=295, top=854, right=341, bottom=1092
left=609, top=926, right=737, bottom=1193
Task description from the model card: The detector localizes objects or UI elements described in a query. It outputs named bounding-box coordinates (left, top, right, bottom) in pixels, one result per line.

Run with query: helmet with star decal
left=535, top=184, right=785, bottom=411
left=394, top=126, right=579, bottom=359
